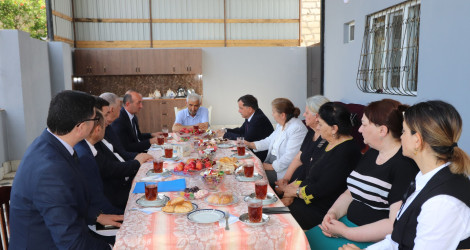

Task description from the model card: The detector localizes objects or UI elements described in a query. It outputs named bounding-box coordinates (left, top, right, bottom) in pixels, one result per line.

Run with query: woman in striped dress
left=306, top=99, right=418, bottom=249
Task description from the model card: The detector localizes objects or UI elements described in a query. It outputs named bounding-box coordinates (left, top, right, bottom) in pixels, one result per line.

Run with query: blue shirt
left=174, top=106, right=209, bottom=126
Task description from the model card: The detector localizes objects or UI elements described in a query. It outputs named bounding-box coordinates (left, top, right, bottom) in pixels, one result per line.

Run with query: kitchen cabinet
left=136, top=99, right=187, bottom=133
left=73, top=49, right=202, bottom=76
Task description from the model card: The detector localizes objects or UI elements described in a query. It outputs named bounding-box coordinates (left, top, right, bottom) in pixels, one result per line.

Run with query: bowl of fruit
left=201, top=170, right=225, bottom=191
left=173, top=158, right=215, bottom=176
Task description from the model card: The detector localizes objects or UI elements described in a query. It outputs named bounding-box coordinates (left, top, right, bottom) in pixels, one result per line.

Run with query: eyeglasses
left=76, top=117, right=100, bottom=127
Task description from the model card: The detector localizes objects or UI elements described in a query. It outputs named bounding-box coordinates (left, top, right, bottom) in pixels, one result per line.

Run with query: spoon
left=224, top=211, right=230, bottom=230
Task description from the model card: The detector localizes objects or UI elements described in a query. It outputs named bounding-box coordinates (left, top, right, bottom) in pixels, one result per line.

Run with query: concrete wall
left=48, top=42, right=73, bottom=97
left=324, top=0, right=470, bottom=151
left=202, top=47, right=307, bottom=127
left=0, top=30, right=52, bottom=161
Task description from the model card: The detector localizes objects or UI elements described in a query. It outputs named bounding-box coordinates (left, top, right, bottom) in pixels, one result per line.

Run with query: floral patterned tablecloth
left=114, top=140, right=310, bottom=250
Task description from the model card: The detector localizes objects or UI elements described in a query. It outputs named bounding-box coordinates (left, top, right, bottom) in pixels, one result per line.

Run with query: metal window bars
left=356, top=0, right=421, bottom=96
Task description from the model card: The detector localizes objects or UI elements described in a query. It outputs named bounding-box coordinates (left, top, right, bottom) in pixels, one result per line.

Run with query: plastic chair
left=0, top=186, right=11, bottom=250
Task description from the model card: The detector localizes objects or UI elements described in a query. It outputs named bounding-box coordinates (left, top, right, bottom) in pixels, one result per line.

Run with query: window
left=344, top=21, right=355, bottom=43
left=356, top=0, right=420, bottom=96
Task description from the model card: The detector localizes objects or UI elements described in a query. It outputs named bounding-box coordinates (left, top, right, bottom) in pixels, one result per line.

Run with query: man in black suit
left=10, top=90, right=121, bottom=249
left=110, top=90, right=161, bottom=153
left=222, top=94, right=274, bottom=161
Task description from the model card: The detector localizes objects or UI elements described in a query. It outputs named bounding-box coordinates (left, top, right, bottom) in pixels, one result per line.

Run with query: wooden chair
left=0, top=186, right=11, bottom=250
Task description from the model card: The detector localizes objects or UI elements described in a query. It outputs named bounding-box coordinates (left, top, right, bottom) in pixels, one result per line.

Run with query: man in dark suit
left=222, top=94, right=274, bottom=161
left=10, top=90, right=122, bottom=249
left=100, top=92, right=138, bottom=160
left=110, top=90, right=160, bottom=153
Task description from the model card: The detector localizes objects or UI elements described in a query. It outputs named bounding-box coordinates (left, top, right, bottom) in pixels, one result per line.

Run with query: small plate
left=187, top=209, right=225, bottom=223
left=218, top=143, right=236, bottom=149
left=162, top=203, right=198, bottom=215
left=150, top=144, right=162, bottom=149
left=230, top=153, right=252, bottom=159
left=146, top=168, right=172, bottom=177
left=136, top=194, right=169, bottom=207
left=239, top=213, right=270, bottom=227
left=236, top=173, right=263, bottom=182
left=244, top=193, right=278, bottom=206
left=161, top=156, right=179, bottom=161
left=205, top=195, right=239, bottom=206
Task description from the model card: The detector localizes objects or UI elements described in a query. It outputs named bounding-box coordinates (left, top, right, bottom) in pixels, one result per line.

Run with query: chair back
left=0, top=186, right=11, bottom=250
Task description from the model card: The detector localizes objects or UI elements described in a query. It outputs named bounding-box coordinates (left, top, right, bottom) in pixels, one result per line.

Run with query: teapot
left=176, top=86, right=187, bottom=97
left=166, top=89, right=176, bottom=98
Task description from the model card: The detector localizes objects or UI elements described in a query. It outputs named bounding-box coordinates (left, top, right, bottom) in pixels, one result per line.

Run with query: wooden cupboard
left=73, top=49, right=202, bottom=76
left=136, top=99, right=187, bottom=133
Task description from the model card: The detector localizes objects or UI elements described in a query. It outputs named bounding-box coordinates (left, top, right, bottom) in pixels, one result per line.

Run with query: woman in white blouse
left=340, top=100, right=470, bottom=250
left=245, top=98, right=308, bottom=187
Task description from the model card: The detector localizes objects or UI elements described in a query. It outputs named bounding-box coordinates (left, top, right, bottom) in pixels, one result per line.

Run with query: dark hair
left=319, top=102, right=354, bottom=136
left=404, top=100, right=470, bottom=175
left=271, top=98, right=301, bottom=123
left=238, top=94, right=259, bottom=110
left=95, top=97, right=109, bottom=111
left=364, top=99, right=409, bottom=139
left=93, top=110, right=105, bottom=129
left=47, top=90, right=96, bottom=135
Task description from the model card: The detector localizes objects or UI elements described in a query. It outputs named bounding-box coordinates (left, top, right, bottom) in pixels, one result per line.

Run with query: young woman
left=307, top=99, right=418, bottom=249
left=340, top=100, right=470, bottom=250
left=245, top=98, right=308, bottom=187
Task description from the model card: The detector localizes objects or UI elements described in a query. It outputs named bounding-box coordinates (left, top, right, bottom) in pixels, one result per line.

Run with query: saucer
left=136, top=194, right=169, bottom=207
left=235, top=173, right=263, bottom=182
left=146, top=168, right=172, bottom=177
left=230, top=153, right=252, bottom=159
left=244, top=193, right=278, bottom=206
left=239, top=213, right=270, bottom=227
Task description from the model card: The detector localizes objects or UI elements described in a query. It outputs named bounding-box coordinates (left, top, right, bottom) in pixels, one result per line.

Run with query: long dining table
left=113, top=137, right=310, bottom=250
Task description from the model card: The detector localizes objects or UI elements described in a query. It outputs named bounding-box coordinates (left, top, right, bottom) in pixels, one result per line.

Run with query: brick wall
left=301, top=0, right=321, bottom=46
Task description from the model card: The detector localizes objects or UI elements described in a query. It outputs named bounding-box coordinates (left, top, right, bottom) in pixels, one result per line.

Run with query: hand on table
left=319, top=214, right=348, bottom=238
left=216, top=128, right=226, bottom=138
left=198, top=123, right=209, bottom=130
left=135, top=153, right=153, bottom=165
left=283, top=182, right=299, bottom=198
left=281, top=197, right=294, bottom=206
left=151, top=132, right=163, bottom=138
left=97, top=214, right=124, bottom=227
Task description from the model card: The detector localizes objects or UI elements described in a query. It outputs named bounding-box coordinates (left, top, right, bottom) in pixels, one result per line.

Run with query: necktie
left=132, top=117, right=139, bottom=141
left=245, top=120, right=249, bottom=135
left=72, top=151, right=79, bottom=163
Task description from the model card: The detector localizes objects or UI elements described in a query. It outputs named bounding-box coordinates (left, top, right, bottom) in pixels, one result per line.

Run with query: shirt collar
left=415, top=162, right=451, bottom=191
left=186, top=108, right=200, bottom=118
left=247, top=111, right=255, bottom=122
left=125, top=108, right=134, bottom=122
left=85, top=139, right=98, bottom=157
left=47, top=128, right=74, bottom=156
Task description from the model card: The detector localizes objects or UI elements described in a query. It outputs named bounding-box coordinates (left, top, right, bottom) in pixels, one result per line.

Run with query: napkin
left=133, top=178, right=186, bottom=193
left=219, top=213, right=239, bottom=228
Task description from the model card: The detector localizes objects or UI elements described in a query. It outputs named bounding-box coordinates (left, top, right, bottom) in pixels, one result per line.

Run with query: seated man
left=172, top=93, right=209, bottom=132
left=100, top=92, right=138, bottom=160
left=221, top=94, right=274, bottom=161
left=10, top=90, right=122, bottom=249
left=111, top=90, right=160, bottom=153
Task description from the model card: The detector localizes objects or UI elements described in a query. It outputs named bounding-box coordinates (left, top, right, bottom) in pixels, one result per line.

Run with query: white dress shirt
left=85, top=140, right=98, bottom=156
left=125, top=109, right=139, bottom=142
left=367, top=163, right=470, bottom=250
left=102, top=139, right=125, bottom=162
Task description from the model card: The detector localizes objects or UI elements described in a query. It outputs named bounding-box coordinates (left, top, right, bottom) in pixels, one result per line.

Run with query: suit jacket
left=94, top=141, right=141, bottom=210
left=110, top=107, right=152, bottom=153
left=10, top=129, right=109, bottom=249
left=224, top=109, right=274, bottom=161
left=104, top=125, right=138, bottom=161
left=254, top=118, right=308, bottom=180
left=74, top=140, right=123, bottom=222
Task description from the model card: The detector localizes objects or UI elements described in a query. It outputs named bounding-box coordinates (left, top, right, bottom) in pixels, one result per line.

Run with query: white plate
left=218, top=143, right=236, bottom=149
left=244, top=193, right=278, bottom=206
left=239, top=213, right=270, bottom=227
left=136, top=194, right=169, bottom=207
left=162, top=203, right=198, bottom=215
left=187, top=209, right=225, bottom=223
left=230, top=153, right=252, bottom=159
left=146, top=168, right=172, bottom=177
left=205, top=195, right=239, bottom=206
left=236, top=173, right=263, bottom=182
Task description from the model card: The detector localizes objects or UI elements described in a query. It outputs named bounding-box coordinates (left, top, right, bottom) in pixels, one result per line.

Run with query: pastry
left=207, top=192, right=234, bottom=205
left=162, top=205, right=175, bottom=213
left=169, top=197, right=185, bottom=206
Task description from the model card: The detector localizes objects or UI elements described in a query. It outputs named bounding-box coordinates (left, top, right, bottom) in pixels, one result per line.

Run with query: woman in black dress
left=282, top=102, right=362, bottom=230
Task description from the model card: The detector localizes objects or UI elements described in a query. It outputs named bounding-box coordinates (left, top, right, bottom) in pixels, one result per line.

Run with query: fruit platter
left=172, top=157, right=216, bottom=176
left=180, top=186, right=209, bottom=200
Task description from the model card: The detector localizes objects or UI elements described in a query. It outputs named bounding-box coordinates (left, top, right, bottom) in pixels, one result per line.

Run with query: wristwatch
left=296, top=187, right=300, bottom=198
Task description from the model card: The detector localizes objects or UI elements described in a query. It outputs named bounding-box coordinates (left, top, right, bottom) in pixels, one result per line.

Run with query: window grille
left=356, top=0, right=421, bottom=96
